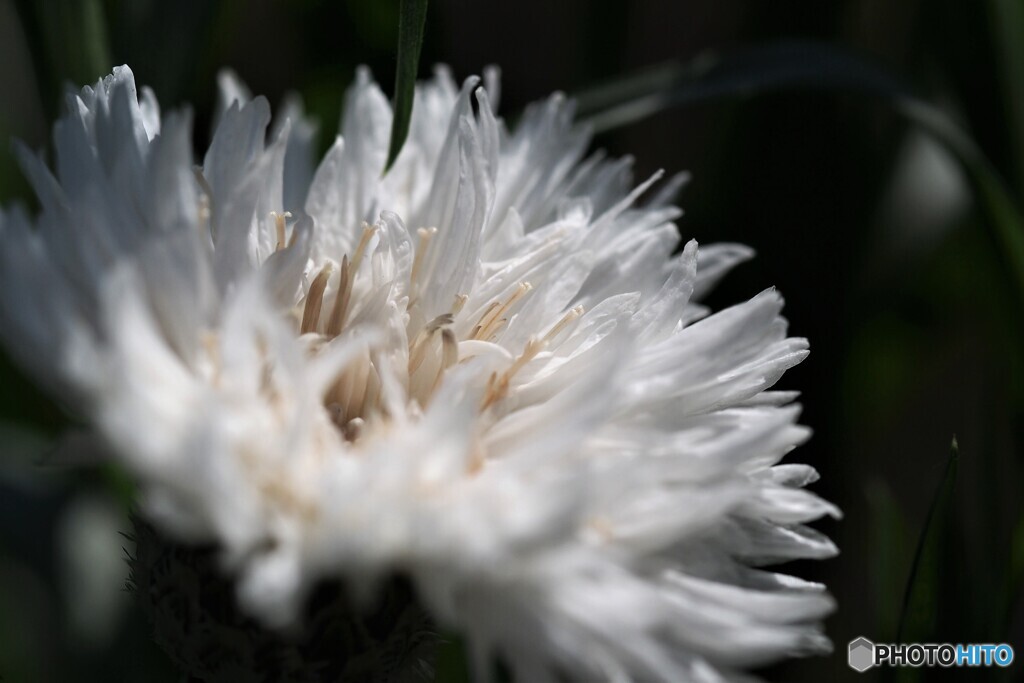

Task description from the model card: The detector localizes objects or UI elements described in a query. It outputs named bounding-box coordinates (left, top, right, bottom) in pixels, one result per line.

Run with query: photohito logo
left=848, top=637, right=1014, bottom=672
left=848, top=637, right=875, bottom=672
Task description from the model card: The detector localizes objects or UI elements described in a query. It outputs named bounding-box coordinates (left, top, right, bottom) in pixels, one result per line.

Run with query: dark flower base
left=125, top=515, right=438, bottom=683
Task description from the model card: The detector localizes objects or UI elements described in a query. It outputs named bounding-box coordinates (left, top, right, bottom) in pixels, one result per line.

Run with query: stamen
left=440, top=328, right=459, bottom=369
left=326, top=255, right=352, bottom=337
left=466, top=440, right=487, bottom=475
left=474, top=282, right=532, bottom=341
left=408, top=314, right=453, bottom=374
left=328, top=375, right=348, bottom=414
left=201, top=331, right=221, bottom=384
left=481, top=372, right=501, bottom=411
left=543, top=305, right=584, bottom=344
left=193, top=167, right=214, bottom=201
left=258, top=478, right=319, bottom=521
left=452, top=293, right=469, bottom=316
left=427, top=313, right=454, bottom=333
left=408, top=227, right=437, bottom=306
left=271, top=211, right=292, bottom=251
left=343, top=417, right=365, bottom=442
left=481, top=336, right=545, bottom=409
left=198, top=196, right=211, bottom=237
left=508, top=337, right=545, bottom=376
left=346, top=352, right=372, bottom=420
left=260, top=361, right=275, bottom=398
left=300, top=263, right=334, bottom=335
left=193, top=168, right=213, bottom=240
left=430, top=328, right=459, bottom=395
left=351, top=223, right=377, bottom=275
left=469, top=302, right=500, bottom=340
left=363, top=364, right=382, bottom=416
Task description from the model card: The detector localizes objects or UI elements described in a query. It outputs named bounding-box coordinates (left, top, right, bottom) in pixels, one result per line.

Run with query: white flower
left=0, top=64, right=839, bottom=681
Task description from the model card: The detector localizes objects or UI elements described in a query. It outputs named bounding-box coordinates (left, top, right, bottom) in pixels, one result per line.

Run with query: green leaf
left=575, top=41, right=1024, bottom=321
left=896, top=437, right=960, bottom=644
left=384, top=0, right=428, bottom=174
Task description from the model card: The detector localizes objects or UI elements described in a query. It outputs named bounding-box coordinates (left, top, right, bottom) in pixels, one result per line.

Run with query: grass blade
left=384, top=0, right=428, bottom=174
left=896, top=437, right=960, bottom=644
left=576, top=42, right=905, bottom=134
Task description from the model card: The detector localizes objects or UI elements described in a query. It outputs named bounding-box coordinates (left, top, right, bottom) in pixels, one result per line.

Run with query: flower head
left=1, top=64, right=838, bottom=680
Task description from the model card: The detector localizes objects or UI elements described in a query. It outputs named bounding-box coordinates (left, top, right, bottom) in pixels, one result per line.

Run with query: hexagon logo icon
left=848, top=637, right=875, bottom=672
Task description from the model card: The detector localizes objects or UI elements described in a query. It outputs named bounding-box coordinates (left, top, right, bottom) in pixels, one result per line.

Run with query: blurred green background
left=0, top=0, right=1022, bottom=681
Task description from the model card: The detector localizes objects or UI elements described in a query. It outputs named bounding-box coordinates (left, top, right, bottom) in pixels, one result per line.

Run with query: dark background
left=0, top=1, right=1021, bottom=681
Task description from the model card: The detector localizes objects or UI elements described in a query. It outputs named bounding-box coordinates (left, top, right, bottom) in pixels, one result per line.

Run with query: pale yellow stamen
left=362, top=364, right=382, bottom=417
left=408, top=227, right=437, bottom=306
left=466, top=439, right=488, bottom=475
left=478, top=305, right=583, bottom=411
left=326, top=351, right=371, bottom=425
left=326, top=255, right=352, bottom=337
left=543, top=305, right=585, bottom=344
left=408, top=314, right=454, bottom=374
left=428, top=313, right=454, bottom=333
left=237, top=447, right=319, bottom=521
left=430, top=328, right=459, bottom=396
left=351, top=223, right=377, bottom=275
left=198, top=196, right=211, bottom=236
left=270, top=211, right=292, bottom=251
left=193, top=167, right=214, bottom=202
left=482, top=336, right=545, bottom=409
left=441, top=328, right=459, bottom=369
left=300, top=263, right=334, bottom=334
left=469, top=302, right=499, bottom=340
left=258, top=477, right=319, bottom=522
left=473, top=282, right=532, bottom=341
left=201, top=331, right=221, bottom=384
left=507, top=337, right=545, bottom=377
left=343, top=416, right=365, bottom=442
left=193, top=168, right=213, bottom=238
left=452, top=293, right=469, bottom=316
left=345, top=353, right=372, bottom=420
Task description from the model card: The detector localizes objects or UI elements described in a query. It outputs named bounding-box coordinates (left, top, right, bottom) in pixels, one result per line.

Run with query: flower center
left=281, top=217, right=585, bottom=446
